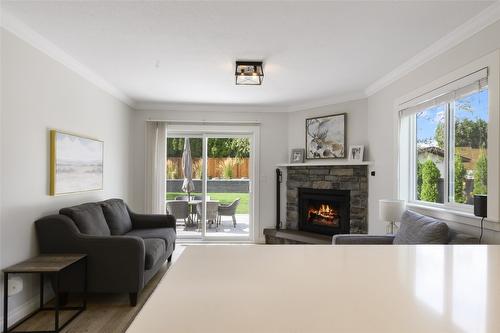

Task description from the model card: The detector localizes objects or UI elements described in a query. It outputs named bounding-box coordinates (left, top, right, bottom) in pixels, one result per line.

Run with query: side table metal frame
left=3, top=256, right=87, bottom=333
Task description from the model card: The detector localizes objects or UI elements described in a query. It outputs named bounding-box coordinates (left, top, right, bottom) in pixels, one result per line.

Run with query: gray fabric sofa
left=35, top=198, right=176, bottom=306
left=333, top=210, right=477, bottom=245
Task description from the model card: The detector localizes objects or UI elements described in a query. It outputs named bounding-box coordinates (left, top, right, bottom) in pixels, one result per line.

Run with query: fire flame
left=307, top=204, right=338, bottom=221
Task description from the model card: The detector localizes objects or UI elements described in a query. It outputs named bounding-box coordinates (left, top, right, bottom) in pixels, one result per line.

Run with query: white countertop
left=127, top=245, right=500, bottom=333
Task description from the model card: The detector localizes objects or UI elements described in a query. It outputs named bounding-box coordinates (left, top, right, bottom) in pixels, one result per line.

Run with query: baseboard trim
left=0, top=288, right=54, bottom=330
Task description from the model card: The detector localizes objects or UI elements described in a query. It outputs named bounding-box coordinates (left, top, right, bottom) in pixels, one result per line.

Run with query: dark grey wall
left=167, top=179, right=249, bottom=193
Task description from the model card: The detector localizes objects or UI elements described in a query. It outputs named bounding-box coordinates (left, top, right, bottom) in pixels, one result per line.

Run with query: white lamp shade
left=379, top=199, right=406, bottom=222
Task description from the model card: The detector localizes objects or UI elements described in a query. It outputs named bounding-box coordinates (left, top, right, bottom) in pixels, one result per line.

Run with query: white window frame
left=405, top=90, right=487, bottom=213
left=395, top=50, right=500, bottom=228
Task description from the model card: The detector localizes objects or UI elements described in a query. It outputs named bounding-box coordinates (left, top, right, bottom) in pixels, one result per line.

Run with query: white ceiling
left=1, top=1, right=495, bottom=109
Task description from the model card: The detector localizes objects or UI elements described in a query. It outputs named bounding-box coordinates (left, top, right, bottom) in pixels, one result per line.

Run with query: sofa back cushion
left=100, top=199, right=133, bottom=235
left=60, top=203, right=111, bottom=236
left=393, top=210, right=449, bottom=244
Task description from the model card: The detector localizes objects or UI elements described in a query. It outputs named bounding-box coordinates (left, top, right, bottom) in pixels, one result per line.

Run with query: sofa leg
left=129, top=292, right=138, bottom=306
left=168, top=254, right=172, bottom=262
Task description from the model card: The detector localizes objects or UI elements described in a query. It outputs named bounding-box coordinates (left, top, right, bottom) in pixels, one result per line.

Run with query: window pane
left=450, top=89, right=488, bottom=205
left=416, top=105, right=445, bottom=203
left=166, top=137, right=203, bottom=238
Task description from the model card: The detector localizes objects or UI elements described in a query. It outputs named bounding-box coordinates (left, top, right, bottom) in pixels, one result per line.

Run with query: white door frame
left=166, top=124, right=260, bottom=242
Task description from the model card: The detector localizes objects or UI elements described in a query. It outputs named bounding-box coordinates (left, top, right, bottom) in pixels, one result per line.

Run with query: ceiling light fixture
left=235, top=61, right=264, bottom=85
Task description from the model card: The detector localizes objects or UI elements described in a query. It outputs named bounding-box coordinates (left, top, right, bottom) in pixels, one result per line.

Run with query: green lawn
left=166, top=192, right=249, bottom=214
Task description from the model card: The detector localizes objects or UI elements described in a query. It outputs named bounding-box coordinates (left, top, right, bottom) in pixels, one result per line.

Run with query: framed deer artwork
left=305, top=113, right=346, bottom=159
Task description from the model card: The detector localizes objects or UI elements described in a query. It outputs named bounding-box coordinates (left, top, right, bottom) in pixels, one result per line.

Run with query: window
left=400, top=72, right=488, bottom=209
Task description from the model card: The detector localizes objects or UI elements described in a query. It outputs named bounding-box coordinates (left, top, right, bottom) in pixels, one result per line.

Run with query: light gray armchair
left=218, top=198, right=240, bottom=228
left=333, top=210, right=478, bottom=245
left=166, top=200, right=190, bottom=222
left=196, top=201, right=219, bottom=228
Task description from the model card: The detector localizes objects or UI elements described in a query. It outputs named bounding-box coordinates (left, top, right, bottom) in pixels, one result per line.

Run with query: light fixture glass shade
left=379, top=199, right=406, bottom=222
left=235, top=61, right=264, bottom=85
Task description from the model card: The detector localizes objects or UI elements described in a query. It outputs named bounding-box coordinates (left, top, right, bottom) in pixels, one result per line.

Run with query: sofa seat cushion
left=60, top=203, right=111, bottom=236
left=394, top=210, right=449, bottom=244
left=126, top=228, right=176, bottom=255
left=144, top=238, right=166, bottom=270
left=101, top=199, right=133, bottom=235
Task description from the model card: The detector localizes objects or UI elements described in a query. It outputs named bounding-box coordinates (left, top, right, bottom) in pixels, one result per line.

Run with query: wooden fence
left=166, top=157, right=249, bottom=179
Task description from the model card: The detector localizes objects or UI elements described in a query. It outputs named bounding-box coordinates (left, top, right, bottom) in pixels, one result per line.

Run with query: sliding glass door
left=204, top=135, right=251, bottom=239
left=166, top=127, right=256, bottom=241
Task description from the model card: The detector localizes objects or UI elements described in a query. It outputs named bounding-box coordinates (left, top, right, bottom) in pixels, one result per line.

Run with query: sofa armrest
left=448, top=230, right=479, bottom=244
left=35, top=215, right=146, bottom=292
left=128, top=210, right=176, bottom=231
left=332, top=234, right=395, bottom=245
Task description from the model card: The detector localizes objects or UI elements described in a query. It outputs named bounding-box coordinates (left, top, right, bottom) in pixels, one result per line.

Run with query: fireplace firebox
left=298, top=188, right=350, bottom=236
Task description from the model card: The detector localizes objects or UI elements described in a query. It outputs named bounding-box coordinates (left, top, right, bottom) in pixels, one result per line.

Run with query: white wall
left=287, top=98, right=369, bottom=158
left=130, top=110, right=288, bottom=243
left=0, top=29, right=133, bottom=322
left=367, top=20, right=500, bottom=243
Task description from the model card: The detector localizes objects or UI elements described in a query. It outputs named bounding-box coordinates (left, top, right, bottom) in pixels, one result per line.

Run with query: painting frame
left=50, top=129, right=104, bottom=196
left=305, top=113, right=346, bottom=160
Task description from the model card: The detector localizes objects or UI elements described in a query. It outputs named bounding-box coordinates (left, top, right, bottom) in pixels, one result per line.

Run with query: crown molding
left=134, top=101, right=289, bottom=113
left=0, top=8, right=135, bottom=107
left=135, top=91, right=368, bottom=113
left=364, top=0, right=500, bottom=97
left=286, top=91, right=367, bottom=112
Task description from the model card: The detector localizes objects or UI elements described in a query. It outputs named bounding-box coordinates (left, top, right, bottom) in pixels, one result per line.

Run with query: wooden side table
left=3, top=254, right=87, bottom=333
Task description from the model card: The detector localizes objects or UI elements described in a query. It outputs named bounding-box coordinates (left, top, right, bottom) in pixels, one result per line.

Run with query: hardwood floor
left=12, top=246, right=185, bottom=333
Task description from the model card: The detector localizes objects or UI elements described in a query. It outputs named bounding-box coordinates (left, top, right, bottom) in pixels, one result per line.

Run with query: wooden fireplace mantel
left=263, top=228, right=332, bottom=244
left=276, top=161, right=373, bottom=167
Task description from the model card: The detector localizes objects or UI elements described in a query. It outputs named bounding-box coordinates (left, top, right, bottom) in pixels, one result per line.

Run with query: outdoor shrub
left=416, top=160, right=422, bottom=200
left=454, top=154, right=467, bottom=203
left=420, top=159, right=440, bottom=202
left=167, top=137, right=250, bottom=158
left=473, top=151, right=487, bottom=195
left=167, top=159, right=179, bottom=179
left=193, top=159, right=203, bottom=179
left=218, top=158, right=236, bottom=179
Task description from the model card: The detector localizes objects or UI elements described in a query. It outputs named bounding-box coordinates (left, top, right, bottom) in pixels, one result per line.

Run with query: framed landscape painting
left=305, top=113, right=346, bottom=159
left=50, top=130, right=104, bottom=195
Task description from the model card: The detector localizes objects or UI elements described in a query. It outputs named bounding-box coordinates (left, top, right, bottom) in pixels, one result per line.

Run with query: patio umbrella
left=181, top=138, right=195, bottom=199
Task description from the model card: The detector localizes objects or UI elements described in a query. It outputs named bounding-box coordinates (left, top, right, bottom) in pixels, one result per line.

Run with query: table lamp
left=379, top=199, right=406, bottom=234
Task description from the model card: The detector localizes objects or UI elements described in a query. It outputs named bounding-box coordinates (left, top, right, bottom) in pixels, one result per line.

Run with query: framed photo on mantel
left=290, top=148, right=305, bottom=163
left=305, top=113, right=346, bottom=159
left=349, top=145, right=364, bottom=162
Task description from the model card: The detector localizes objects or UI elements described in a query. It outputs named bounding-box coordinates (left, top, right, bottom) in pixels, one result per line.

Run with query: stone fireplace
left=286, top=165, right=368, bottom=234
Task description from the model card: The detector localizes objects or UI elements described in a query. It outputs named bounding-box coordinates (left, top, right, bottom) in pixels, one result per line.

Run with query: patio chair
left=196, top=202, right=219, bottom=229
left=166, top=200, right=190, bottom=223
left=218, top=198, right=240, bottom=228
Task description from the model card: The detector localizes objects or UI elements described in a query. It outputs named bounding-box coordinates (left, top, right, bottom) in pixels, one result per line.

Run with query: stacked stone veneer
left=286, top=165, right=368, bottom=234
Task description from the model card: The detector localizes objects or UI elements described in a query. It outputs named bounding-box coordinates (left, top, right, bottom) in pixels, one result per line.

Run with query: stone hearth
left=286, top=165, right=368, bottom=234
